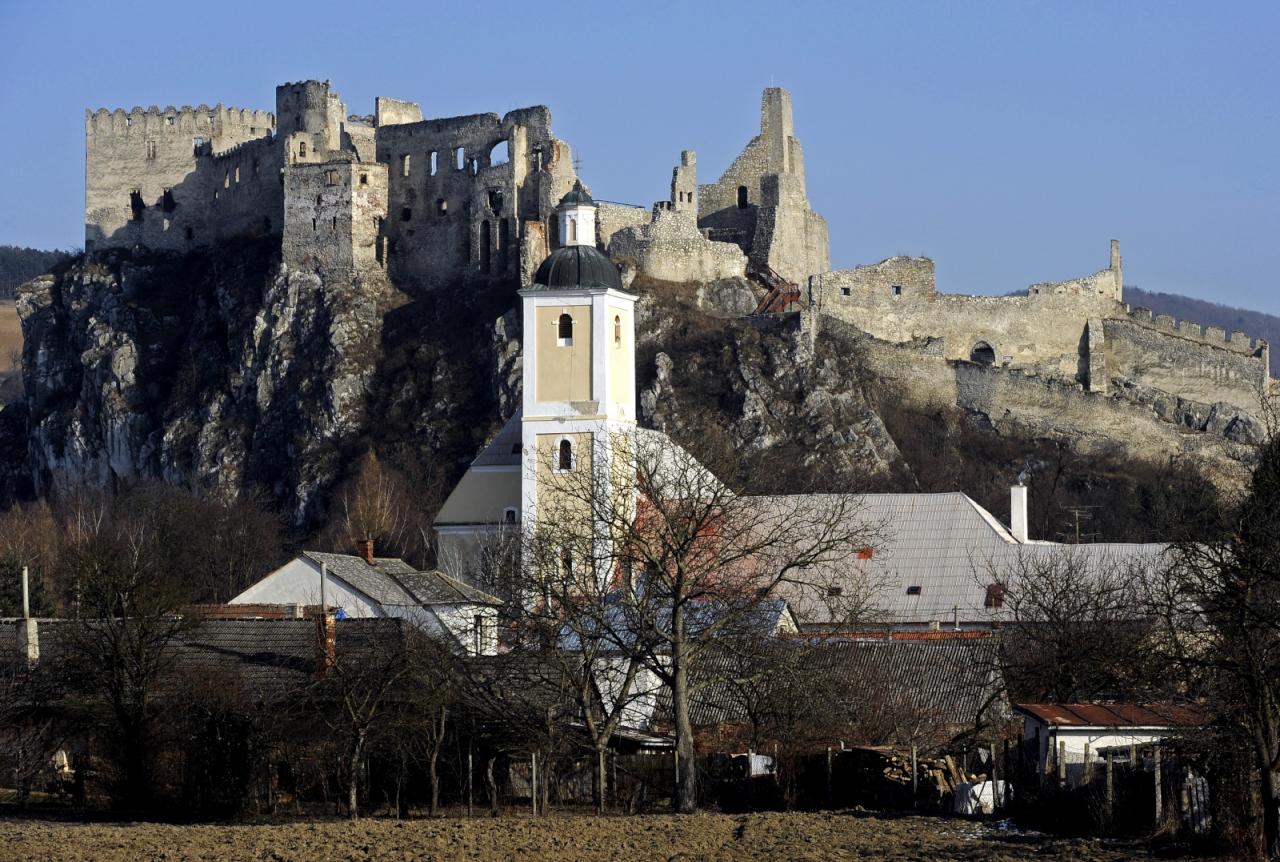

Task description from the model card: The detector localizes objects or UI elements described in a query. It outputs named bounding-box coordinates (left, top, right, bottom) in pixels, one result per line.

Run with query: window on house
left=984, top=583, right=1006, bottom=609
left=401, top=207, right=412, bottom=221
left=614, top=315, right=622, bottom=347
left=737, top=185, right=749, bottom=208
left=129, top=190, right=145, bottom=222
left=906, top=585, right=922, bottom=596
left=325, top=169, right=339, bottom=186
left=161, top=188, right=176, bottom=212
left=557, top=313, right=573, bottom=345
left=558, top=439, right=573, bottom=471
left=473, top=614, right=487, bottom=654
left=503, top=507, right=517, bottom=524
left=400, top=154, right=410, bottom=177
left=561, top=548, right=574, bottom=578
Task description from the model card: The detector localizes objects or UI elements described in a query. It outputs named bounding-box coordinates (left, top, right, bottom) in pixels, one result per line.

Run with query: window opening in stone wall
left=193, top=138, right=207, bottom=156
left=970, top=341, right=996, bottom=366
left=400, top=154, right=410, bottom=177
left=253, top=159, right=260, bottom=176
left=234, top=166, right=240, bottom=183
left=558, top=439, right=573, bottom=471
left=316, top=195, right=322, bottom=206
left=165, top=115, right=174, bottom=126
left=430, top=151, right=438, bottom=175
left=487, top=189, right=502, bottom=214
left=359, top=173, right=367, bottom=185
left=162, top=218, right=170, bottom=232
left=129, top=190, right=145, bottom=222
left=312, top=218, right=317, bottom=231
left=455, top=148, right=465, bottom=171
left=480, top=220, right=491, bottom=274
left=326, top=169, right=339, bottom=186
left=489, top=140, right=509, bottom=167
left=185, top=227, right=194, bottom=241
left=298, top=141, right=307, bottom=158
left=401, top=207, right=412, bottom=221
left=892, top=285, right=902, bottom=296
left=332, top=215, right=337, bottom=230
left=470, top=158, right=479, bottom=176
left=840, top=287, right=850, bottom=297
left=557, top=313, right=573, bottom=346
left=161, top=188, right=176, bottom=212
left=498, top=219, right=509, bottom=270
left=737, top=185, right=749, bottom=208
left=224, top=172, right=230, bottom=189
left=437, top=199, right=448, bottom=217
left=145, top=140, right=156, bottom=160
left=614, top=315, right=621, bottom=346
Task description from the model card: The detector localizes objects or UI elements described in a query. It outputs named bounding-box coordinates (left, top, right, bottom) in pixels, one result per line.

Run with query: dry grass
left=0, top=300, right=20, bottom=373
left=0, top=810, right=1155, bottom=862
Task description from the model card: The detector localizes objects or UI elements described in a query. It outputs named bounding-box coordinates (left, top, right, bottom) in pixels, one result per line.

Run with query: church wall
left=534, top=303, right=593, bottom=402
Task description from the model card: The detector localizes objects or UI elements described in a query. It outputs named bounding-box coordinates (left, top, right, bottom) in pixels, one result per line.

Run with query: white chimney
left=18, top=566, right=38, bottom=668
left=1010, top=483, right=1029, bottom=543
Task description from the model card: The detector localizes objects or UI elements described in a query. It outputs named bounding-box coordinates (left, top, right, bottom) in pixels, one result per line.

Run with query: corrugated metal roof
left=1015, top=702, right=1206, bottom=728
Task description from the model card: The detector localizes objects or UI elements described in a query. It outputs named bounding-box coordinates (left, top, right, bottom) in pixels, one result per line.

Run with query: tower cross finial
left=573, top=153, right=583, bottom=175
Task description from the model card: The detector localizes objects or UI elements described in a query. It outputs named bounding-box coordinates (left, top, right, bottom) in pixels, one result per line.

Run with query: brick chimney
left=314, top=611, right=336, bottom=678
left=359, top=538, right=375, bottom=565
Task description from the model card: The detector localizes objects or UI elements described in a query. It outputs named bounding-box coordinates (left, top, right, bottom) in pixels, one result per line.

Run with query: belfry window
left=567, top=219, right=577, bottom=243
left=561, top=547, right=574, bottom=578
left=558, top=439, right=573, bottom=471
left=557, top=313, right=573, bottom=346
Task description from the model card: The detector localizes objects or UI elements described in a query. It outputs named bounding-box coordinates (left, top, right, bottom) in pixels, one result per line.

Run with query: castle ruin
left=85, top=79, right=1272, bottom=429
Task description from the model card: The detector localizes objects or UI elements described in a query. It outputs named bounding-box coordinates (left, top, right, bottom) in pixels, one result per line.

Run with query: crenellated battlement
left=1123, top=305, right=1268, bottom=355
left=85, top=104, right=275, bottom=136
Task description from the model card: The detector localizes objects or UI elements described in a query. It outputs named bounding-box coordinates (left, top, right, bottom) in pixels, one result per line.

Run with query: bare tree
left=1149, top=433, right=1280, bottom=859
left=524, top=430, right=879, bottom=812
left=318, top=452, right=435, bottom=566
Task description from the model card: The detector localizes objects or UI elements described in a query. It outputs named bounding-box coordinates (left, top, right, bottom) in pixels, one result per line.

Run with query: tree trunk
left=429, top=748, right=440, bottom=815
left=671, top=603, right=697, bottom=813
left=1261, top=759, right=1279, bottom=861
left=348, top=730, right=367, bottom=819
left=595, top=745, right=607, bottom=815
left=486, top=755, right=500, bottom=817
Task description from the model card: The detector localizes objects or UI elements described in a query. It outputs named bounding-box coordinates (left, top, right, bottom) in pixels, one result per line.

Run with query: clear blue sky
left=1, top=0, right=1276, bottom=312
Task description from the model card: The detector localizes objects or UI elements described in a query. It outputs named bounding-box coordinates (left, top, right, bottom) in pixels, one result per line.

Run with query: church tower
left=519, top=182, right=636, bottom=548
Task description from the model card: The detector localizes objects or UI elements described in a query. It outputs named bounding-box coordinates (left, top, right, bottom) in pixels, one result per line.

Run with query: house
left=228, top=543, right=501, bottom=655
left=1014, top=702, right=1207, bottom=785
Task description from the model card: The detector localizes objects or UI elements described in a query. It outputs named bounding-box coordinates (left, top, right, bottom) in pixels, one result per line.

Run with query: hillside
left=1126, top=286, right=1279, bottom=377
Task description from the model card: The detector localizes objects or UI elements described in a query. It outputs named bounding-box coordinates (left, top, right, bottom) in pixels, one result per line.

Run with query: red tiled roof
left=1014, top=702, right=1207, bottom=728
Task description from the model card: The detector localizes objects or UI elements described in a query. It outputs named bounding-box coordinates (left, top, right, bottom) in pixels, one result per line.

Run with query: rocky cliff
left=13, top=249, right=1261, bottom=540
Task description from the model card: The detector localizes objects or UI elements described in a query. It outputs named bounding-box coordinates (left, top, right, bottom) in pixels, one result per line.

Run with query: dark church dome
left=531, top=245, right=623, bottom=292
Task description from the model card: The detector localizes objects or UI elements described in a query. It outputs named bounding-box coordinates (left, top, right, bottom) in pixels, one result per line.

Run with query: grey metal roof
left=531, top=245, right=623, bottom=292
left=754, top=492, right=1168, bottom=626
left=470, top=413, right=522, bottom=468
left=557, top=180, right=595, bottom=208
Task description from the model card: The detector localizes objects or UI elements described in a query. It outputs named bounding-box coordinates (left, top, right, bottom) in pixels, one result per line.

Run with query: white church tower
left=519, top=182, right=637, bottom=542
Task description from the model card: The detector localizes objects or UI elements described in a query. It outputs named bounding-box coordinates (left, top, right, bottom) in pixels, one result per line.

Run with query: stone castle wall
left=283, top=160, right=388, bottom=276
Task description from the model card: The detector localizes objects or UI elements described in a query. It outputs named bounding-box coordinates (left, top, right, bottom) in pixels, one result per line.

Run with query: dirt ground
left=0, top=810, right=1155, bottom=862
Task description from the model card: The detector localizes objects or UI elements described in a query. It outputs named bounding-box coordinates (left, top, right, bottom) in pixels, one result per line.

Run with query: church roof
left=557, top=179, right=595, bottom=208
left=530, top=244, right=624, bottom=292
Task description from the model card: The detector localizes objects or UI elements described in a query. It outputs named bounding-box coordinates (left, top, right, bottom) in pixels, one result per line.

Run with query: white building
left=229, top=544, right=500, bottom=655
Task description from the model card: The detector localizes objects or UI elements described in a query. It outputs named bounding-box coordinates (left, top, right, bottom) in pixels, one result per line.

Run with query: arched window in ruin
left=737, top=185, right=749, bottom=209
left=558, top=439, right=573, bottom=471
left=557, top=313, right=574, bottom=345
left=970, top=341, right=996, bottom=366
left=614, top=315, right=622, bottom=347
left=489, top=139, right=509, bottom=167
